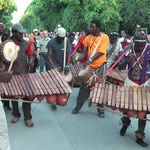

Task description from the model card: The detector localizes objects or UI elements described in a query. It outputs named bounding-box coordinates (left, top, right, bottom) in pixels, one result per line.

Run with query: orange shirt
left=83, top=33, right=109, bottom=68
left=28, top=36, right=39, bottom=53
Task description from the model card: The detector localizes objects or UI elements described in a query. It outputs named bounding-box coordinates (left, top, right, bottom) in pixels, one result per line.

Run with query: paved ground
left=4, top=88, right=150, bottom=150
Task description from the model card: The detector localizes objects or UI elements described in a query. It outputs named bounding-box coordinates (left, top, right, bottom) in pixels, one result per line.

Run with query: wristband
left=89, top=58, right=93, bottom=62
left=65, top=65, right=70, bottom=68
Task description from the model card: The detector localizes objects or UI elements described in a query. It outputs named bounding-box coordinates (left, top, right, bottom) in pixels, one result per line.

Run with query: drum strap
left=89, top=33, right=103, bottom=59
left=63, top=37, right=67, bottom=70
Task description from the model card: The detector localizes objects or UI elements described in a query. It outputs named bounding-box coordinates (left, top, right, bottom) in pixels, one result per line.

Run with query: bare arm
left=48, top=50, right=55, bottom=69
left=66, top=53, right=71, bottom=65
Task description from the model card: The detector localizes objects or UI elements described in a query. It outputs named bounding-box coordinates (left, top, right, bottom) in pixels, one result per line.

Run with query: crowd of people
left=0, top=19, right=150, bottom=150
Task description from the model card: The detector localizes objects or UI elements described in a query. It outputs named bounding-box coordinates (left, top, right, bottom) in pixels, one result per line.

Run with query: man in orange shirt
left=72, top=20, right=109, bottom=117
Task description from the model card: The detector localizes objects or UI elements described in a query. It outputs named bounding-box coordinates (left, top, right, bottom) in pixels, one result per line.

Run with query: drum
left=0, top=40, right=19, bottom=64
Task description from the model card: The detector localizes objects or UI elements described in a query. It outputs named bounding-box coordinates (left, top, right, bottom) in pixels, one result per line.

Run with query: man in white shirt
left=37, top=30, right=50, bottom=72
left=107, top=31, right=122, bottom=68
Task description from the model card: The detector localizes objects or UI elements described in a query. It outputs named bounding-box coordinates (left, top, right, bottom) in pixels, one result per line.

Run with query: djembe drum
left=0, top=40, right=20, bottom=72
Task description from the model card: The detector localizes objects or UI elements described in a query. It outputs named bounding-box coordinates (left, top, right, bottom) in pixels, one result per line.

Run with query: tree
left=21, top=0, right=122, bottom=34
left=119, top=0, right=150, bottom=34
left=0, top=0, right=16, bottom=28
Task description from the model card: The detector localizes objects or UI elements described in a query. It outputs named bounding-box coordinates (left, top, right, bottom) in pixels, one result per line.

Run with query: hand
left=28, top=62, right=34, bottom=68
left=72, top=59, right=78, bottom=65
left=0, top=63, right=6, bottom=71
left=0, top=71, right=12, bottom=83
left=64, top=67, right=69, bottom=75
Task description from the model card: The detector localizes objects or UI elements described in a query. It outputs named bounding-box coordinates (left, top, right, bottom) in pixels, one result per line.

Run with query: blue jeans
left=39, top=53, right=51, bottom=72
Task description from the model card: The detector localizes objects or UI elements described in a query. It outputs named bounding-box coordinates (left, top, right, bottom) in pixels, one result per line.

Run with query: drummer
left=72, top=19, right=109, bottom=117
left=46, top=27, right=72, bottom=110
left=118, top=26, right=150, bottom=147
left=9, top=23, right=34, bottom=127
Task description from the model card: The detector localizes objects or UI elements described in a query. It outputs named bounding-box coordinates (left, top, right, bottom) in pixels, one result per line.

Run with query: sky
left=12, top=0, right=33, bottom=24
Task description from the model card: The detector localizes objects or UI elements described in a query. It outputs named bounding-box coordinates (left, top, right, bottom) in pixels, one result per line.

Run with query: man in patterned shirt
left=119, top=27, right=150, bottom=147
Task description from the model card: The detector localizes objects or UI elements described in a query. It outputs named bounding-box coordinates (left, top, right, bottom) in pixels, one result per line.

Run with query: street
left=5, top=88, right=150, bottom=150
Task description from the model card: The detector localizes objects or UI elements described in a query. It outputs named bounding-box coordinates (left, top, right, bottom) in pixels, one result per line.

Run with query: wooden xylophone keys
left=0, top=69, right=72, bottom=104
left=90, top=84, right=150, bottom=119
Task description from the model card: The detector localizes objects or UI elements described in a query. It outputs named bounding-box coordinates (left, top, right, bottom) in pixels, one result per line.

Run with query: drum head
left=1, top=40, right=19, bottom=63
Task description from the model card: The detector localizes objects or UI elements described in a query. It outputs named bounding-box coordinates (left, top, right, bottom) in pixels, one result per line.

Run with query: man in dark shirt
left=46, top=27, right=72, bottom=110
left=47, top=27, right=72, bottom=68
left=10, top=23, right=34, bottom=127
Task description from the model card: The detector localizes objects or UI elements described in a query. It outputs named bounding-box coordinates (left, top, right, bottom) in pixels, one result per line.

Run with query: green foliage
left=20, top=0, right=150, bottom=35
left=119, top=0, right=150, bottom=34
left=0, top=0, right=16, bottom=28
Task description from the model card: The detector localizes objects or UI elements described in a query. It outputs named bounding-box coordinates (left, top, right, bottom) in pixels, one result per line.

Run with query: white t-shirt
left=118, top=37, right=124, bottom=43
left=107, top=40, right=122, bottom=68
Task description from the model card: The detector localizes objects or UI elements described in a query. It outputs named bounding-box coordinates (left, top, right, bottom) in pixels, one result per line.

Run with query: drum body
left=0, top=40, right=17, bottom=64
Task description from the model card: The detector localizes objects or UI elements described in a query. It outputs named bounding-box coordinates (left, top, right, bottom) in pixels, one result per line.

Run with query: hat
left=33, top=28, right=38, bottom=32
left=12, top=23, right=26, bottom=33
left=134, top=25, right=147, bottom=42
left=57, top=27, right=66, bottom=37
left=110, top=31, right=119, bottom=36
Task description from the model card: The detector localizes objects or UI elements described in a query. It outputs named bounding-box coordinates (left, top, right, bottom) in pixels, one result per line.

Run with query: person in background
left=118, top=30, right=126, bottom=43
left=120, top=35, right=130, bottom=50
left=66, top=31, right=70, bottom=38
left=38, top=29, right=42, bottom=36
left=28, top=29, right=39, bottom=73
left=106, top=31, right=122, bottom=68
left=75, top=28, right=91, bottom=63
left=23, top=33, right=29, bottom=41
left=37, top=30, right=50, bottom=72
left=0, top=22, right=5, bottom=43
left=1, top=28, right=11, bottom=110
left=1, top=28, right=10, bottom=43
left=49, top=32, right=53, bottom=39
left=147, top=34, right=150, bottom=43
left=69, top=32, right=75, bottom=63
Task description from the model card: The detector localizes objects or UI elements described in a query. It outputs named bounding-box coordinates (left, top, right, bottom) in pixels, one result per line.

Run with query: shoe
left=72, top=107, right=79, bottom=114
left=25, top=120, right=34, bottom=127
left=136, top=138, right=148, bottom=147
left=51, top=104, right=57, bottom=110
left=11, top=117, right=19, bottom=123
left=98, top=111, right=105, bottom=118
left=120, top=125, right=128, bottom=136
